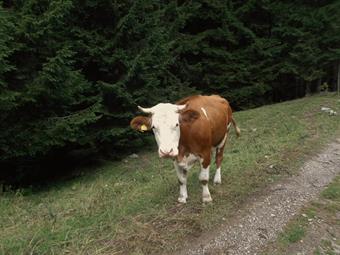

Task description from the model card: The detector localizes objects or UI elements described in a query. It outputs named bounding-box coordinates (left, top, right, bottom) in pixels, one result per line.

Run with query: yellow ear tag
left=140, top=124, right=148, bottom=132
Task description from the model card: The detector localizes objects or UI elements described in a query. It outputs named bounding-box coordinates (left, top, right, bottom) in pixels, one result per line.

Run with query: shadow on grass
left=0, top=149, right=100, bottom=191
left=1, top=135, right=157, bottom=193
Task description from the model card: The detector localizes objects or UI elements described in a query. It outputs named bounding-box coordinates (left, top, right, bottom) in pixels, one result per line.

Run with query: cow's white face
left=139, top=103, right=186, bottom=158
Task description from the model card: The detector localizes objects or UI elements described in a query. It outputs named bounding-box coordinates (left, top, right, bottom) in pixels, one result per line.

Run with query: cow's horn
left=177, top=104, right=186, bottom=111
left=138, top=106, right=153, bottom=114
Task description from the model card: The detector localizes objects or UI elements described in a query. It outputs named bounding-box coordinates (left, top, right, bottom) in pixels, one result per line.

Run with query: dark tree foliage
left=0, top=0, right=339, bottom=180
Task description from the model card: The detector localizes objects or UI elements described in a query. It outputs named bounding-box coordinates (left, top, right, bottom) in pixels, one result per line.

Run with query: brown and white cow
left=130, top=95, right=240, bottom=203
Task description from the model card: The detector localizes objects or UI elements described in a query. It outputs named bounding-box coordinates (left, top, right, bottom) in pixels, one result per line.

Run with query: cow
left=130, top=95, right=240, bottom=203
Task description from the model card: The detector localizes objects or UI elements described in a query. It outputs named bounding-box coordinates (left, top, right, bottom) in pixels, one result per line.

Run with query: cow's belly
left=210, top=121, right=229, bottom=147
left=212, top=122, right=231, bottom=150
left=177, top=153, right=198, bottom=170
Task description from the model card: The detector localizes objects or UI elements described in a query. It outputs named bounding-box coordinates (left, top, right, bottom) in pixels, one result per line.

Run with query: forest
left=0, top=0, right=339, bottom=183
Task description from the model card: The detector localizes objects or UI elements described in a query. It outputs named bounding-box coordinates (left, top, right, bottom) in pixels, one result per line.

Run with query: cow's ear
left=130, top=116, right=152, bottom=132
left=179, top=109, right=200, bottom=124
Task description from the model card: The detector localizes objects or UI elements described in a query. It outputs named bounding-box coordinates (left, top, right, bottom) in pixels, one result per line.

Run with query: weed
left=281, top=225, right=306, bottom=244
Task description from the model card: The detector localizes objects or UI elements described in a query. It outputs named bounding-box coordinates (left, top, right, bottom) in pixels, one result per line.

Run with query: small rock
left=329, top=110, right=337, bottom=116
left=270, top=213, right=275, bottom=217
left=302, top=213, right=307, bottom=217
left=321, top=107, right=337, bottom=116
left=308, top=218, right=313, bottom=222
left=129, top=153, right=139, bottom=159
left=258, top=233, right=268, bottom=239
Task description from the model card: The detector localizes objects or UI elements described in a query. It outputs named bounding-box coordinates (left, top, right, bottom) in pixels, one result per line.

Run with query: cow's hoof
left=202, top=196, right=212, bottom=203
left=178, top=197, right=187, bottom=204
left=213, top=179, right=221, bottom=185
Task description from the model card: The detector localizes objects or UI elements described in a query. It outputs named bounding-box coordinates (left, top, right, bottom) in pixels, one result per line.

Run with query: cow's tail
left=231, top=117, right=241, bottom=137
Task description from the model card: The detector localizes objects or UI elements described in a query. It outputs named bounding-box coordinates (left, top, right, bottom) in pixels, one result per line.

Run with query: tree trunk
left=300, top=79, right=304, bottom=97
left=295, top=78, right=298, bottom=98
left=316, top=78, right=321, bottom=93
left=305, top=80, right=311, bottom=96
left=337, top=61, right=340, bottom=96
left=333, top=62, right=338, bottom=91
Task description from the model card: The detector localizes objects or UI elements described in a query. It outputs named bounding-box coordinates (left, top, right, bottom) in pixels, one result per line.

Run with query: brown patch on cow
left=201, top=180, right=208, bottom=185
left=176, top=95, right=200, bottom=105
left=130, top=116, right=151, bottom=132
left=179, top=109, right=200, bottom=124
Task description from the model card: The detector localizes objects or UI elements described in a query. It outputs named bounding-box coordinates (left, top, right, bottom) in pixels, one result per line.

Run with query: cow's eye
left=152, top=126, right=155, bottom=129
left=175, top=123, right=179, bottom=127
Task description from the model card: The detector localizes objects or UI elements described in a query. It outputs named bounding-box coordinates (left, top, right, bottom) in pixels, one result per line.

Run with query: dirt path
left=180, top=140, right=340, bottom=255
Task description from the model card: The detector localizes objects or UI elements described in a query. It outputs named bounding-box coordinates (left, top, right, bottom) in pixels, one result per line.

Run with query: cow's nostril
left=159, top=149, right=168, bottom=156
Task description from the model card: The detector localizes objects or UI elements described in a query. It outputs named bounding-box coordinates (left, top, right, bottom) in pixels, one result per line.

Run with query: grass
left=1, top=94, right=340, bottom=254
left=281, top=225, right=306, bottom=244
left=321, top=177, right=340, bottom=201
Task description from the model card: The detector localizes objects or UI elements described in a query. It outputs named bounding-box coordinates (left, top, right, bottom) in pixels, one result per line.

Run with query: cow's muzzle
left=159, top=148, right=177, bottom=158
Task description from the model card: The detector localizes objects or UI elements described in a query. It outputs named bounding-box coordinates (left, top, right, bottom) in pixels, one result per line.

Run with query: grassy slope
left=1, top=94, right=340, bottom=255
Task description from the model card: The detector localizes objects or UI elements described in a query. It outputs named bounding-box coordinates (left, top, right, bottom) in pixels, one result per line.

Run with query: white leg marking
left=202, top=184, right=212, bottom=202
left=178, top=154, right=197, bottom=170
left=199, top=166, right=210, bottom=181
left=174, top=161, right=188, bottom=203
left=178, top=184, right=187, bottom=203
left=214, top=167, right=222, bottom=184
left=199, top=165, right=212, bottom=202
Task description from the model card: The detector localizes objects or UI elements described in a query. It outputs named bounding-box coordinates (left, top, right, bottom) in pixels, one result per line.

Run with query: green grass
left=276, top=210, right=310, bottom=247
left=321, top=177, right=340, bottom=201
left=1, top=94, right=340, bottom=254
left=281, top=225, right=306, bottom=244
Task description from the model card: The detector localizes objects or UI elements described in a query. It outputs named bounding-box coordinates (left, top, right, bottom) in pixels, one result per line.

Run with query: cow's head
left=130, top=103, right=199, bottom=158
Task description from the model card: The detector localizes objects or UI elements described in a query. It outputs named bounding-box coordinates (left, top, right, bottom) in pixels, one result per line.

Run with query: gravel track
left=180, top=140, right=340, bottom=255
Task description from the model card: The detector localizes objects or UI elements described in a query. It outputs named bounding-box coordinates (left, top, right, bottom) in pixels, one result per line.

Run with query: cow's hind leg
left=174, top=161, right=188, bottom=203
left=214, top=130, right=228, bottom=184
left=199, top=153, right=212, bottom=203
left=214, top=143, right=226, bottom=184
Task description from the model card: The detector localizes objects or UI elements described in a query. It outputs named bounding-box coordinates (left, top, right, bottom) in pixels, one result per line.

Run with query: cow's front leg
left=199, top=156, right=212, bottom=203
left=174, top=161, right=188, bottom=203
